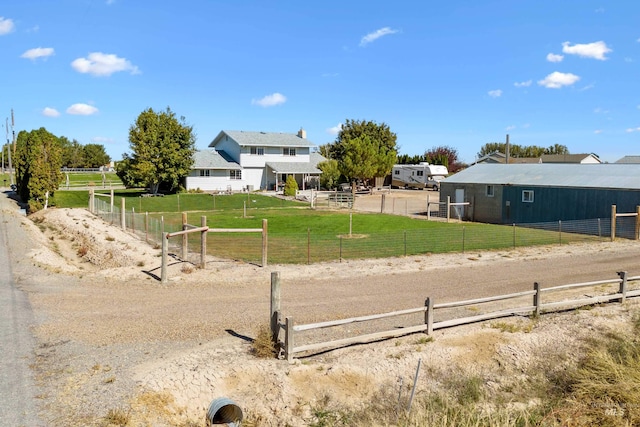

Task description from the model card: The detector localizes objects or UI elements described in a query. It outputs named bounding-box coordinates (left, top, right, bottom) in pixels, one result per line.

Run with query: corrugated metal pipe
left=206, top=397, right=243, bottom=426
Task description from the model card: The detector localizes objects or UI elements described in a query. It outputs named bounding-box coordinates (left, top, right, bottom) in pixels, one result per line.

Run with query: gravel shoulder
left=7, top=193, right=640, bottom=426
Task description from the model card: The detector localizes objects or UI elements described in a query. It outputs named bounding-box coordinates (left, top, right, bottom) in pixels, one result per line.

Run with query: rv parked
left=391, top=163, right=448, bottom=190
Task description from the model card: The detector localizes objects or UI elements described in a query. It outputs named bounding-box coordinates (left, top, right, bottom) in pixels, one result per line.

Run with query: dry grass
left=251, top=324, right=276, bottom=358
left=103, top=408, right=130, bottom=426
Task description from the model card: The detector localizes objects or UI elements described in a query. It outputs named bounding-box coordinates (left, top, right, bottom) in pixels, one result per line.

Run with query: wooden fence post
left=120, top=197, right=126, bottom=230
left=617, top=271, right=628, bottom=303
left=182, top=212, right=188, bottom=260
left=110, top=189, right=114, bottom=213
left=161, top=232, right=168, bottom=284
left=262, top=219, right=268, bottom=267
left=425, top=297, right=433, bottom=335
left=533, top=282, right=541, bottom=317
left=446, top=196, right=451, bottom=223
left=381, top=193, right=386, bottom=213
left=201, top=216, right=207, bottom=269
left=611, top=204, right=617, bottom=242
left=88, top=188, right=94, bottom=213
left=285, top=316, right=294, bottom=362
left=271, top=272, right=281, bottom=342
left=145, top=212, right=149, bottom=243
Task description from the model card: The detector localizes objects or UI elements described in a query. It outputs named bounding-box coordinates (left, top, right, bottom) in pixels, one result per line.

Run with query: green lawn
left=53, top=189, right=600, bottom=264
left=59, top=172, right=123, bottom=189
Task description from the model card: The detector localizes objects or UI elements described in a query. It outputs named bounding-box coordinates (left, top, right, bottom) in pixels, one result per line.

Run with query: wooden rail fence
left=272, top=271, right=640, bottom=361
left=160, top=214, right=268, bottom=284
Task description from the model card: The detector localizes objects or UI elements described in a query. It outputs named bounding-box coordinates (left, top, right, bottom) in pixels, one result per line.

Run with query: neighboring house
left=472, top=152, right=541, bottom=165
left=472, top=152, right=601, bottom=165
left=440, top=164, right=640, bottom=225
left=185, top=129, right=324, bottom=192
left=615, top=155, right=640, bottom=164
left=540, top=153, right=601, bottom=164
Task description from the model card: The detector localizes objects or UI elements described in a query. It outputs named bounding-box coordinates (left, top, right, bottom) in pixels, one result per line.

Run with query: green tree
left=317, top=159, right=340, bottom=190
left=283, top=175, right=298, bottom=197
left=478, top=142, right=569, bottom=159
left=14, top=128, right=63, bottom=211
left=119, top=107, right=196, bottom=194
left=333, top=119, right=398, bottom=185
left=83, top=144, right=111, bottom=168
left=59, top=137, right=85, bottom=168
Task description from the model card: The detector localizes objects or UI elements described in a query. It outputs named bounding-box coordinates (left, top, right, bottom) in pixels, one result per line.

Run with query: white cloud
left=546, top=53, right=564, bottom=63
left=0, top=17, right=15, bottom=35
left=562, top=41, right=612, bottom=60
left=360, top=27, right=399, bottom=47
left=327, top=123, right=343, bottom=135
left=514, top=80, right=532, bottom=87
left=506, top=125, right=516, bottom=131
left=626, top=127, right=640, bottom=133
left=594, top=130, right=602, bottom=134
left=522, top=123, right=530, bottom=129
left=488, top=89, right=502, bottom=98
left=66, top=103, right=99, bottom=115
left=593, top=107, right=609, bottom=114
left=71, top=52, right=140, bottom=76
left=91, top=136, right=113, bottom=143
left=42, top=107, right=60, bottom=117
left=595, top=7, right=605, bottom=13
left=537, top=71, right=580, bottom=89
left=251, top=92, right=287, bottom=107
left=21, top=47, right=55, bottom=60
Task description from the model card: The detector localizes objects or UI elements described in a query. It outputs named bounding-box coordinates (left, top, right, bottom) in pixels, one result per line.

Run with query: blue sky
left=1, top=1, right=639, bottom=164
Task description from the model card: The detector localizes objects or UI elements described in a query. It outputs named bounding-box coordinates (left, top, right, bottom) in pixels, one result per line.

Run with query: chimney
left=297, top=128, right=306, bottom=139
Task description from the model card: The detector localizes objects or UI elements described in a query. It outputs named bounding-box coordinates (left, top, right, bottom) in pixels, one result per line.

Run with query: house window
left=522, top=190, right=534, bottom=203
left=486, top=185, right=494, bottom=197
left=230, top=170, right=242, bottom=180
left=283, top=147, right=296, bottom=156
left=250, top=147, right=264, bottom=155
left=199, top=170, right=210, bottom=177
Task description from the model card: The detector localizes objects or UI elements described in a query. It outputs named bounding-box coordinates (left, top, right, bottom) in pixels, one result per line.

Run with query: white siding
left=240, top=146, right=310, bottom=167
left=213, top=137, right=241, bottom=162
left=185, top=168, right=266, bottom=191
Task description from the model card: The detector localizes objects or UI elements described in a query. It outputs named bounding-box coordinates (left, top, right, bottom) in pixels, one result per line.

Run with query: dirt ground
left=9, top=192, right=640, bottom=426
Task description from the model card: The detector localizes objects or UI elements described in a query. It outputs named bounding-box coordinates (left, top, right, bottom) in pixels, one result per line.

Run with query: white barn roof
left=443, top=164, right=640, bottom=190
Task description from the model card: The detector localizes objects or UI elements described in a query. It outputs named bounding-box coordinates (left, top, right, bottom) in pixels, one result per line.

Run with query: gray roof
left=540, top=153, right=601, bottom=163
left=443, top=164, right=640, bottom=190
left=192, top=149, right=241, bottom=170
left=266, top=162, right=322, bottom=174
left=210, top=130, right=316, bottom=148
left=615, top=155, right=640, bottom=164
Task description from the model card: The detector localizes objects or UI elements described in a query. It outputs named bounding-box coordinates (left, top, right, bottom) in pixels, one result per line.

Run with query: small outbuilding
left=440, top=164, right=640, bottom=224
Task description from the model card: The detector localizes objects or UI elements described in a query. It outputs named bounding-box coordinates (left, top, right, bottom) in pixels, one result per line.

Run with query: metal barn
left=440, top=164, right=640, bottom=224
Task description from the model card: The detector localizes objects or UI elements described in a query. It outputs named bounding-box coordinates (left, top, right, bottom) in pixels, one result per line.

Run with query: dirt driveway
left=6, top=192, right=640, bottom=426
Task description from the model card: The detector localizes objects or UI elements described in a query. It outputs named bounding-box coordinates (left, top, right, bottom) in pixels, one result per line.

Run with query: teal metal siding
left=500, top=186, right=640, bottom=223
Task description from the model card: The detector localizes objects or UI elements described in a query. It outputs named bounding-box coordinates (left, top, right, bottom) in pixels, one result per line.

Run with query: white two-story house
left=185, top=128, right=324, bottom=192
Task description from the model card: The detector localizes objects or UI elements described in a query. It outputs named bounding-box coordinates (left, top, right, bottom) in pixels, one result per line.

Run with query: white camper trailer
left=391, top=163, right=448, bottom=190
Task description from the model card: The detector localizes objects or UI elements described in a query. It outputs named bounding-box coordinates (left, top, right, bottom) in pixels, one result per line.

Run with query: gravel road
left=4, top=189, right=640, bottom=425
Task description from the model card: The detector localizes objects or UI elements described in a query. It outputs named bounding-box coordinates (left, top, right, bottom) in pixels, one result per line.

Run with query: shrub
left=283, top=176, right=298, bottom=197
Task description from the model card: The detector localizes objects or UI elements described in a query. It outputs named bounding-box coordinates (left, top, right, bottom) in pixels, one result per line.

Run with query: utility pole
left=8, top=110, right=14, bottom=185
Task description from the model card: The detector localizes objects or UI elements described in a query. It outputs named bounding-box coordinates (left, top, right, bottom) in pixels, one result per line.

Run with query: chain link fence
left=92, top=196, right=622, bottom=265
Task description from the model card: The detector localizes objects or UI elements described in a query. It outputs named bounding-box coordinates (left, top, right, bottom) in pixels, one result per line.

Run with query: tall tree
left=119, top=107, right=196, bottom=193
left=332, top=119, right=398, bottom=184
left=478, top=142, right=569, bottom=159
left=83, top=144, right=111, bottom=168
left=14, top=128, right=63, bottom=211
left=317, top=159, right=340, bottom=190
